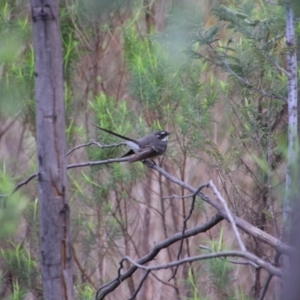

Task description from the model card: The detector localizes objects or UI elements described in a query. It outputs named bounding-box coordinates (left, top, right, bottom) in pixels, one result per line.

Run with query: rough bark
left=281, top=201, right=300, bottom=300
left=283, top=0, right=298, bottom=240
left=29, top=0, right=74, bottom=299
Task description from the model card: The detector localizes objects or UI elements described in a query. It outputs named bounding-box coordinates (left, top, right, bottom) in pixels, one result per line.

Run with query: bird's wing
left=128, top=146, right=157, bottom=162
left=128, top=144, right=166, bottom=162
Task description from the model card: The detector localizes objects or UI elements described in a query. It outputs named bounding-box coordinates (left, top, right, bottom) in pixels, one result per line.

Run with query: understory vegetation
left=0, top=0, right=299, bottom=299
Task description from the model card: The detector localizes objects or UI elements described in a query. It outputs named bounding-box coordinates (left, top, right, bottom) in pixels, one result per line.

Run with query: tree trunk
left=282, top=0, right=298, bottom=240
left=29, top=1, right=74, bottom=299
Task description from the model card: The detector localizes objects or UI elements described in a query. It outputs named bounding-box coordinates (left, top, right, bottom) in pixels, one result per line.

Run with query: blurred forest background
left=0, top=0, right=299, bottom=299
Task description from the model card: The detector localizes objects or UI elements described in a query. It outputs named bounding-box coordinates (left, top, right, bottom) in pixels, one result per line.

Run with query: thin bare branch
left=128, top=270, right=150, bottom=300
left=95, top=214, right=223, bottom=299
left=264, top=53, right=289, bottom=77
left=66, top=140, right=126, bottom=156
left=163, top=183, right=209, bottom=200
left=0, top=173, right=37, bottom=198
left=0, top=157, right=130, bottom=197
left=209, top=180, right=246, bottom=252
left=163, top=194, right=194, bottom=200
left=2, top=159, right=292, bottom=257
left=67, top=157, right=130, bottom=169
left=199, top=245, right=258, bottom=268
left=258, top=273, right=274, bottom=300
left=0, top=112, right=22, bottom=139
left=259, top=252, right=281, bottom=300
left=199, top=244, right=211, bottom=251
left=169, top=183, right=209, bottom=280
left=120, top=250, right=282, bottom=277
left=1, top=158, right=292, bottom=263
left=143, top=161, right=292, bottom=255
left=207, top=183, right=259, bottom=269
left=228, top=259, right=258, bottom=267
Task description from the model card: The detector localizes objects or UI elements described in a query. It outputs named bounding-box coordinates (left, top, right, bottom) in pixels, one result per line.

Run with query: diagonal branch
left=120, top=250, right=282, bottom=277
left=169, top=183, right=209, bottom=280
left=3, top=158, right=292, bottom=256
left=95, top=214, right=223, bottom=300
left=66, top=140, right=126, bottom=156
left=143, top=161, right=292, bottom=255
left=128, top=270, right=151, bottom=300
left=209, top=180, right=246, bottom=252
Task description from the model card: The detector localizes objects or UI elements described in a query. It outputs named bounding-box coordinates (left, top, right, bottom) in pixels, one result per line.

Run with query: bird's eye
left=157, top=131, right=168, bottom=139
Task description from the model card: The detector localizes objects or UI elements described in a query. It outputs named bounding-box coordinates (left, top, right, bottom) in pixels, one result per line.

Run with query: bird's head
left=155, top=130, right=170, bottom=142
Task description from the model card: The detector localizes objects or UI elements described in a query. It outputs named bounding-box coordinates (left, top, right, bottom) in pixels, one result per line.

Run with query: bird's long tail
left=95, top=125, right=137, bottom=143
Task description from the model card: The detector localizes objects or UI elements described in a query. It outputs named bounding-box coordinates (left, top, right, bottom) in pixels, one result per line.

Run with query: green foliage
left=0, top=165, right=27, bottom=240
left=205, top=230, right=234, bottom=296
left=123, top=18, right=218, bottom=163
left=185, top=267, right=206, bottom=300
left=0, top=0, right=294, bottom=298
left=1, top=242, right=37, bottom=287
left=72, top=92, right=147, bottom=262
left=75, top=283, right=94, bottom=300
left=291, top=0, right=300, bottom=17
left=176, top=1, right=289, bottom=210
left=207, top=252, right=233, bottom=293
left=184, top=1, right=287, bottom=98
left=0, top=0, right=31, bottom=116
left=10, top=280, right=26, bottom=300
left=60, top=7, right=79, bottom=79
left=230, top=285, right=254, bottom=300
left=182, top=229, right=235, bottom=300
left=93, top=94, right=134, bottom=140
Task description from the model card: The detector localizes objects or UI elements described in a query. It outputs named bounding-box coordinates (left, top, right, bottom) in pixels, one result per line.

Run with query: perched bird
left=96, top=125, right=170, bottom=162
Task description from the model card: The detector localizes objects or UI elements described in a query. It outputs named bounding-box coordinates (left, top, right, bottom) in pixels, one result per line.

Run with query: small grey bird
left=96, top=125, right=170, bottom=162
